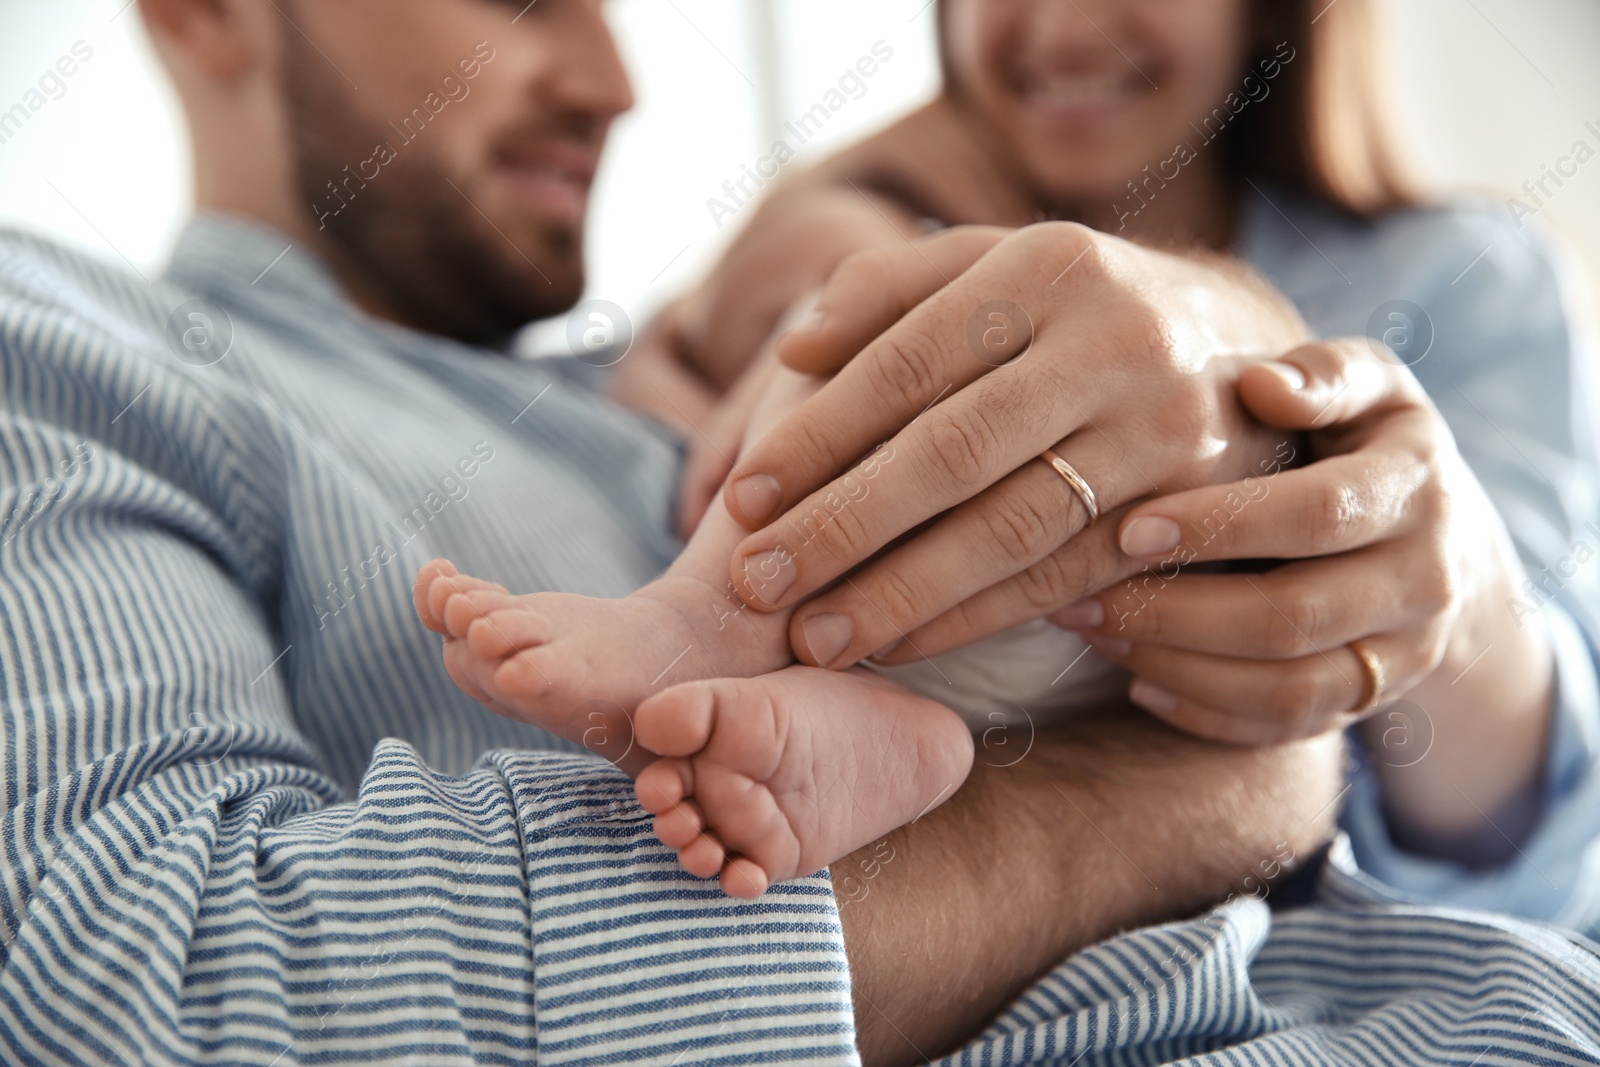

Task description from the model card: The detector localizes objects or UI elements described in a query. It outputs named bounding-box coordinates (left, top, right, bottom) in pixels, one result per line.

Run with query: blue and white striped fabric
left=2, top=205, right=1599, bottom=1065
left=937, top=845, right=1600, bottom=1067
left=0, top=217, right=852, bottom=1065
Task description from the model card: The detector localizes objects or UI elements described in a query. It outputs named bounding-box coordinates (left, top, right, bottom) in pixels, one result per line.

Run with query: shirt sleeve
left=0, top=245, right=856, bottom=1065
left=1340, top=206, right=1600, bottom=930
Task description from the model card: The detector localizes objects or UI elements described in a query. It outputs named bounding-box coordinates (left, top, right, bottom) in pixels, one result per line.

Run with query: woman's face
left=945, top=0, right=1255, bottom=203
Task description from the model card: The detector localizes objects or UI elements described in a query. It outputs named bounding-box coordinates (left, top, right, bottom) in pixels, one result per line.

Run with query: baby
left=413, top=348, right=1119, bottom=898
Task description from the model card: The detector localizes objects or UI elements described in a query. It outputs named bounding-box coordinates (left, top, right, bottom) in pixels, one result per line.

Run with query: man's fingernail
left=870, top=638, right=904, bottom=662
left=730, top=474, right=782, bottom=525
left=799, top=612, right=854, bottom=667
left=1129, top=680, right=1181, bottom=715
left=1051, top=599, right=1104, bottom=631
left=740, top=548, right=797, bottom=606
left=1262, top=360, right=1307, bottom=390
left=1121, top=516, right=1182, bottom=557
left=1086, top=634, right=1132, bottom=658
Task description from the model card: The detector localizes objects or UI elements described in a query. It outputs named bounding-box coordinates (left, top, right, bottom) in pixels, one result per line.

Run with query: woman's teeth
left=1033, top=75, right=1130, bottom=107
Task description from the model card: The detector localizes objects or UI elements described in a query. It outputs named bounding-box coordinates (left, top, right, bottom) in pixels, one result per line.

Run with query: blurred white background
left=2, top=0, right=1598, bottom=345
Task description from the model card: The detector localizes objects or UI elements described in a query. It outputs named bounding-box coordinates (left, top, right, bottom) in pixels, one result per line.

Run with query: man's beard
left=280, top=31, right=586, bottom=346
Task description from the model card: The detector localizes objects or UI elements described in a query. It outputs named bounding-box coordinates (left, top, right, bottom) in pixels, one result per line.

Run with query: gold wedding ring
left=1040, top=448, right=1099, bottom=525
left=1350, top=639, right=1386, bottom=713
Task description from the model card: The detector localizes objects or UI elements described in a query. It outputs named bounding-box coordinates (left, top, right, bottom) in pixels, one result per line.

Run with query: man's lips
left=490, top=142, right=599, bottom=224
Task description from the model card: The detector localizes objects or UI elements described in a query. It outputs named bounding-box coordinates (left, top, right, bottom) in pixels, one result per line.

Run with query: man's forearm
left=835, top=707, right=1345, bottom=1067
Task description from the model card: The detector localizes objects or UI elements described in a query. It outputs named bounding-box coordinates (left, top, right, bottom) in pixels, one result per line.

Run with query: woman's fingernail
left=870, top=638, right=904, bottom=662
left=1086, top=634, right=1132, bottom=659
left=740, top=548, right=797, bottom=606
left=1051, top=599, right=1104, bottom=631
left=1262, top=360, right=1307, bottom=390
left=1121, top=516, right=1182, bottom=558
left=1129, top=679, right=1181, bottom=715
left=799, top=612, right=854, bottom=666
left=730, top=474, right=783, bottom=526
left=788, top=308, right=826, bottom=334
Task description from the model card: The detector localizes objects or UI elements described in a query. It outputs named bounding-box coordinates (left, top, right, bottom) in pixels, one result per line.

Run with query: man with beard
left=1, top=2, right=1592, bottom=1066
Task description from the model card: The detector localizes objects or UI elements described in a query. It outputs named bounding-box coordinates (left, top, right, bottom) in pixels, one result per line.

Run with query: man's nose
left=533, top=1, right=635, bottom=124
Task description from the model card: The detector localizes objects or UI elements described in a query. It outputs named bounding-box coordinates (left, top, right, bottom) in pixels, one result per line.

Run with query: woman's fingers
left=1091, top=625, right=1438, bottom=744
left=1114, top=423, right=1434, bottom=566
left=1239, top=337, right=1423, bottom=432
left=783, top=435, right=1143, bottom=667
left=1054, top=545, right=1431, bottom=660
left=775, top=225, right=1011, bottom=377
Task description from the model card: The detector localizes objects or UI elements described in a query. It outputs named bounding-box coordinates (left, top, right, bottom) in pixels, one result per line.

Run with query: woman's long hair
left=939, top=0, right=1422, bottom=216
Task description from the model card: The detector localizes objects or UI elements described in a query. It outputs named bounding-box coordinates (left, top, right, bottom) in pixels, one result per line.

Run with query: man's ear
left=138, top=0, right=256, bottom=85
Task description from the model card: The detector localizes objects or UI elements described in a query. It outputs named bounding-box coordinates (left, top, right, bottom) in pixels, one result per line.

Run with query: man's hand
left=721, top=223, right=1307, bottom=670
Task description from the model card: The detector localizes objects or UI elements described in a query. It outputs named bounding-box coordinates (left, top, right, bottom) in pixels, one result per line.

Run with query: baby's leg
left=635, top=664, right=974, bottom=897
left=660, top=358, right=823, bottom=592
left=417, top=359, right=979, bottom=896
left=413, top=359, right=826, bottom=772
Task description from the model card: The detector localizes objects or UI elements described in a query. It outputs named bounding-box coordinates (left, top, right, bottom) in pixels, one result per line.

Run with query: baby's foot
left=414, top=559, right=791, bottom=769
left=634, top=666, right=974, bottom=898
left=413, top=560, right=540, bottom=726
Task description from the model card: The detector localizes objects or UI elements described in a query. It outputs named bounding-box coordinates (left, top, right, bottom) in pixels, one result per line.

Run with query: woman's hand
left=721, top=222, right=1308, bottom=670
left=1053, top=338, right=1556, bottom=854
left=1052, top=338, right=1459, bottom=742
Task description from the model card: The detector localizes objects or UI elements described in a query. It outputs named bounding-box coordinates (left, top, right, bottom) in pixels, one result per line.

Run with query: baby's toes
left=441, top=588, right=515, bottom=639
left=413, top=559, right=459, bottom=632
left=651, top=796, right=705, bottom=849
left=467, top=607, right=552, bottom=660
left=636, top=758, right=693, bottom=814
left=429, top=575, right=509, bottom=634
left=720, top=857, right=771, bottom=899
left=491, top=643, right=582, bottom=705
left=678, top=834, right=726, bottom=881
left=425, top=571, right=498, bottom=621
left=700, top=778, right=799, bottom=889
left=635, top=683, right=718, bottom=758
left=441, top=637, right=494, bottom=706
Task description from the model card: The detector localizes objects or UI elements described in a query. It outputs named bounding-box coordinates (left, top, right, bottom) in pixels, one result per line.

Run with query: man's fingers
left=1239, top=337, right=1423, bottom=432
left=1114, top=431, right=1432, bottom=565
left=726, top=225, right=1091, bottom=532
left=776, top=226, right=1010, bottom=377
left=871, top=513, right=1140, bottom=664
left=783, top=437, right=1143, bottom=667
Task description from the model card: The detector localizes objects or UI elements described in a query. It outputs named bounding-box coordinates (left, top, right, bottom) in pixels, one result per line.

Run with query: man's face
left=278, top=0, right=632, bottom=344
